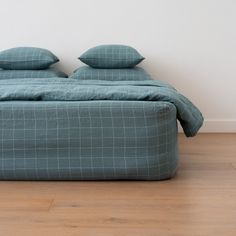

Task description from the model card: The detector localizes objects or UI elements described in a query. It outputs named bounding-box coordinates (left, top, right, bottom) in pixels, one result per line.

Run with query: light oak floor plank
left=0, top=133, right=235, bottom=236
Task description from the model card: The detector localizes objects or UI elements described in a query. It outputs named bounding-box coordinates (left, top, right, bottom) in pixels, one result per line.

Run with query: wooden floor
left=0, top=134, right=236, bottom=236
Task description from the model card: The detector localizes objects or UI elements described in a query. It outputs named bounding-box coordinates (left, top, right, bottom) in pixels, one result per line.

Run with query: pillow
left=0, top=47, right=59, bottom=70
left=79, top=45, right=144, bottom=69
left=0, top=68, right=68, bottom=80
left=70, top=66, right=152, bottom=81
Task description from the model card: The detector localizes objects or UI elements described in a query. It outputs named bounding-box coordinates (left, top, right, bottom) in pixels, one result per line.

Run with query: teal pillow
left=79, top=45, right=144, bottom=69
left=0, top=47, right=59, bottom=70
left=70, top=66, right=152, bottom=81
left=0, top=68, right=67, bottom=79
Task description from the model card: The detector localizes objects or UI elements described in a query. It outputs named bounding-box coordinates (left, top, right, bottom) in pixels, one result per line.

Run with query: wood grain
left=0, top=133, right=236, bottom=236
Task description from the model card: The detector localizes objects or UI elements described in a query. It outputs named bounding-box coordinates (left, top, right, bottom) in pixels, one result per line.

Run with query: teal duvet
left=0, top=78, right=203, bottom=180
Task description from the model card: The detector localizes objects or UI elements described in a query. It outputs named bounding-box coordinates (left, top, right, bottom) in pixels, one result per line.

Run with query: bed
left=0, top=78, right=203, bottom=180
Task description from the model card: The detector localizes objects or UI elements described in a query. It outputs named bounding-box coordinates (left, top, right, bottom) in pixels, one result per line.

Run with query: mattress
left=0, top=77, right=203, bottom=180
left=0, top=100, right=178, bottom=180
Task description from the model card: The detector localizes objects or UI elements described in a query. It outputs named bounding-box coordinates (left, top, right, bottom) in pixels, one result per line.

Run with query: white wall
left=0, top=0, right=236, bottom=132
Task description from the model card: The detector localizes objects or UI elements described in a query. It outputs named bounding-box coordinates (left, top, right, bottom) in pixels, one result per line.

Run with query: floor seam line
left=47, top=198, right=54, bottom=211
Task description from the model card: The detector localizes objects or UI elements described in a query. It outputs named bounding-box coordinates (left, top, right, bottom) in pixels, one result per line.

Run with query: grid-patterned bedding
left=0, top=78, right=203, bottom=137
left=0, top=101, right=178, bottom=180
left=0, top=68, right=67, bottom=79
left=70, top=66, right=151, bottom=81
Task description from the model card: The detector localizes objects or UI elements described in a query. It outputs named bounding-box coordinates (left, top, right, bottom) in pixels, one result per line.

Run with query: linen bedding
left=0, top=78, right=203, bottom=180
left=0, top=68, right=68, bottom=79
left=70, top=66, right=152, bottom=81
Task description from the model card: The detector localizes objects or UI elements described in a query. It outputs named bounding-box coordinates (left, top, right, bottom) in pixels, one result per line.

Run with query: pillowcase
left=0, top=68, right=68, bottom=80
left=70, top=66, right=152, bottom=81
left=0, top=47, right=59, bottom=70
left=79, top=45, right=144, bottom=69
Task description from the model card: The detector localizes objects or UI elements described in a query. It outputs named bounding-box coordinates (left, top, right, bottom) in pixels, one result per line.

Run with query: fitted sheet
left=0, top=101, right=178, bottom=180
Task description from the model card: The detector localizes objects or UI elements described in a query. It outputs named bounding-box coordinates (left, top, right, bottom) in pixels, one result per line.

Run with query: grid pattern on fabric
left=0, top=69, right=68, bottom=79
left=0, top=78, right=203, bottom=137
left=70, top=66, right=152, bottom=81
left=79, top=45, right=144, bottom=69
left=0, top=47, right=59, bottom=70
left=0, top=101, right=178, bottom=180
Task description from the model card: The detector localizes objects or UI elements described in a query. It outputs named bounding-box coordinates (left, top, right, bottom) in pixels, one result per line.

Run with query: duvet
left=0, top=78, right=203, bottom=137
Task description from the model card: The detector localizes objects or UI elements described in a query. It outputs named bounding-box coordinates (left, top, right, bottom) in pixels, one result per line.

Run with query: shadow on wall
left=143, top=58, right=206, bottom=112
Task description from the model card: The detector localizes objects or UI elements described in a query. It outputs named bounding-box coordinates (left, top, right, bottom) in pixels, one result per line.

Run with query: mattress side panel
left=0, top=101, right=178, bottom=180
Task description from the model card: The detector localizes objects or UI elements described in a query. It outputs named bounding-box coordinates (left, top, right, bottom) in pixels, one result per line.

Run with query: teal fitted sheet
left=0, top=101, right=178, bottom=180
